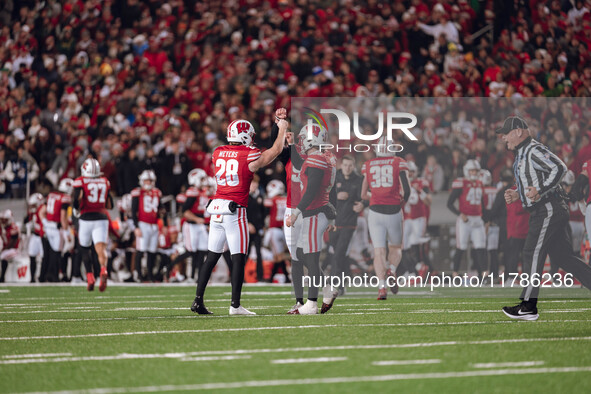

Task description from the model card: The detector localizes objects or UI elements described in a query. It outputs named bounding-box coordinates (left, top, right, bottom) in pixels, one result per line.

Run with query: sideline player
left=26, top=193, right=46, bottom=282
left=0, top=210, right=20, bottom=283
left=447, top=159, right=487, bottom=278
left=263, top=179, right=290, bottom=283
left=360, top=136, right=410, bottom=300
left=45, top=179, right=74, bottom=282
left=132, top=170, right=165, bottom=282
left=182, top=168, right=210, bottom=280
left=481, top=169, right=501, bottom=280
left=562, top=170, right=586, bottom=257
left=190, top=116, right=288, bottom=315
left=286, top=123, right=337, bottom=314
left=72, top=158, right=113, bottom=291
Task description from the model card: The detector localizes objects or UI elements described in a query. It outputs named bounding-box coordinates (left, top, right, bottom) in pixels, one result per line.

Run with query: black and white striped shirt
left=513, top=137, right=567, bottom=209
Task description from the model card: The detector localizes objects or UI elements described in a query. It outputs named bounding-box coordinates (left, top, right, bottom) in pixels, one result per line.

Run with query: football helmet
left=139, top=169, right=156, bottom=189
left=463, top=159, right=481, bottom=180
left=0, top=209, right=14, bottom=224
left=81, top=158, right=102, bottom=178
left=188, top=168, right=207, bottom=187
left=375, top=135, right=395, bottom=157
left=227, top=119, right=256, bottom=147
left=266, top=180, right=285, bottom=198
left=28, top=193, right=44, bottom=207
left=479, top=169, right=492, bottom=186
left=58, top=178, right=74, bottom=195
left=562, top=170, right=575, bottom=186
left=407, top=161, right=418, bottom=180
left=298, top=122, right=327, bottom=152
left=119, top=193, right=132, bottom=213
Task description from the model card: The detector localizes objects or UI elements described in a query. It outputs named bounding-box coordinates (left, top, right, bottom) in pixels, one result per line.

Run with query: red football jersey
left=506, top=188, right=530, bottom=239
left=569, top=201, right=584, bottom=222
left=185, top=186, right=211, bottom=224
left=582, top=159, right=591, bottom=204
left=131, top=187, right=162, bottom=224
left=176, top=193, right=187, bottom=227
left=265, top=195, right=287, bottom=228
left=299, top=151, right=336, bottom=211
left=158, top=225, right=178, bottom=249
left=483, top=186, right=498, bottom=211
left=2, top=223, right=20, bottom=248
left=451, top=178, right=483, bottom=216
left=212, top=145, right=261, bottom=207
left=362, top=157, right=408, bottom=206
left=286, top=159, right=302, bottom=209
left=32, top=205, right=44, bottom=237
left=46, top=191, right=71, bottom=224
left=404, top=178, right=430, bottom=220
left=73, top=176, right=111, bottom=214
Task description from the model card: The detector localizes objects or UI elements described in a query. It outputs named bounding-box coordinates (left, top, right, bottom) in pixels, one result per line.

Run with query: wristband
left=292, top=208, right=301, bottom=219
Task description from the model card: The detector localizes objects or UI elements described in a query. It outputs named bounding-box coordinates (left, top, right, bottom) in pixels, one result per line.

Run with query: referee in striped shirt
left=497, top=116, right=591, bottom=321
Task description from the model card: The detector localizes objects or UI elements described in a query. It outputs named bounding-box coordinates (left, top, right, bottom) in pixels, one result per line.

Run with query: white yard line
left=472, top=361, right=545, bottom=368
left=1, top=353, right=72, bottom=359
left=372, top=359, right=441, bottom=366
left=180, top=355, right=251, bottom=362
left=0, top=353, right=252, bottom=365
left=408, top=309, right=591, bottom=313
left=271, top=357, right=347, bottom=364
left=22, top=366, right=591, bottom=393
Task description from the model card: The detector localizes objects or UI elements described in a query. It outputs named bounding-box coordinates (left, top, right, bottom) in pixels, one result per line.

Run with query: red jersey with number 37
left=131, top=187, right=162, bottom=224
left=212, top=145, right=261, bottom=207
left=299, top=151, right=336, bottom=210
left=451, top=177, right=483, bottom=216
left=46, top=191, right=71, bottom=223
left=362, top=157, right=408, bottom=206
left=582, top=159, right=591, bottom=204
left=73, top=177, right=111, bottom=214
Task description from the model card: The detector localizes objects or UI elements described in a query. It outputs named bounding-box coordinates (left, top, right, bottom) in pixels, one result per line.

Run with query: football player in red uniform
left=263, top=179, right=289, bottom=282
left=46, top=179, right=74, bottom=282
left=0, top=210, right=20, bottom=282
left=26, top=193, right=46, bottom=282
left=191, top=117, right=288, bottom=315
left=360, top=136, right=410, bottom=300
left=447, top=159, right=487, bottom=277
left=481, top=169, right=501, bottom=280
left=72, top=158, right=114, bottom=291
left=561, top=171, right=585, bottom=257
left=571, top=160, right=591, bottom=261
left=401, top=161, right=432, bottom=277
left=132, top=169, right=166, bottom=282
left=182, top=168, right=210, bottom=281
left=286, top=123, right=337, bottom=314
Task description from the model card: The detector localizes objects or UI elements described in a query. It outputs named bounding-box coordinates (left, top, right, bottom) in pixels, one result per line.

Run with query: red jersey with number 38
left=451, top=177, right=483, bottom=216
left=46, top=191, right=71, bottom=223
left=131, top=187, right=162, bottom=224
left=362, top=157, right=408, bottom=206
left=212, top=145, right=261, bottom=207
left=73, top=176, right=111, bottom=214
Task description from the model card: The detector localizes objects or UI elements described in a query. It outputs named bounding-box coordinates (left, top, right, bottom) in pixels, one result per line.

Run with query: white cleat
left=294, top=300, right=318, bottom=315
left=287, top=302, right=304, bottom=314
left=229, top=306, right=256, bottom=315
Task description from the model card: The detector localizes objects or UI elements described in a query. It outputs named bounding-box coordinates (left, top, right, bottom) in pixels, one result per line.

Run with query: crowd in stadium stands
left=1, top=0, right=591, bottom=200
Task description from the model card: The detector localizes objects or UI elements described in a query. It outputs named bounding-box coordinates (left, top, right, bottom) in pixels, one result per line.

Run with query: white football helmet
left=0, top=209, right=14, bottom=224
left=407, top=161, right=418, bottom=179
left=28, top=193, right=44, bottom=207
left=479, top=169, right=492, bottom=186
left=58, top=178, right=74, bottom=195
left=463, top=159, right=481, bottom=180
left=188, top=168, right=207, bottom=187
left=375, top=135, right=395, bottom=157
left=119, top=193, right=132, bottom=213
left=139, top=169, right=156, bottom=189
left=81, top=158, right=102, bottom=178
left=227, top=119, right=256, bottom=147
left=266, top=180, right=285, bottom=198
left=298, top=122, right=327, bottom=152
left=562, top=170, right=575, bottom=186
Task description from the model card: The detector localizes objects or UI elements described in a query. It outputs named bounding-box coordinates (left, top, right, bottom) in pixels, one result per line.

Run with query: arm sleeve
left=131, top=196, right=139, bottom=227
left=400, top=171, right=411, bottom=202
left=182, top=197, right=196, bottom=214
left=297, top=167, right=324, bottom=211
left=572, top=174, right=589, bottom=201
left=447, top=188, right=462, bottom=216
left=530, top=146, right=567, bottom=195
left=72, top=187, right=82, bottom=210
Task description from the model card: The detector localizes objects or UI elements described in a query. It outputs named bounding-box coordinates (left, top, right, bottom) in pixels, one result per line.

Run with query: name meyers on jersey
left=218, top=151, right=239, bottom=158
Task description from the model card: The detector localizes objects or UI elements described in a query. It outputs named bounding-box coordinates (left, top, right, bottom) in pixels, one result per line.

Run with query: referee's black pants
left=520, top=199, right=591, bottom=304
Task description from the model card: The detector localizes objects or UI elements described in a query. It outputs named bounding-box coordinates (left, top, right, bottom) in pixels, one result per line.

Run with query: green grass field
left=0, top=284, right=590, bottom=393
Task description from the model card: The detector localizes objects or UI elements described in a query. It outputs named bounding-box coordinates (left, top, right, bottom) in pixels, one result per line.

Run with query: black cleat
left=502, top=302, right=539, bottom=321
left=191, top=299, right=213, bottom=315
